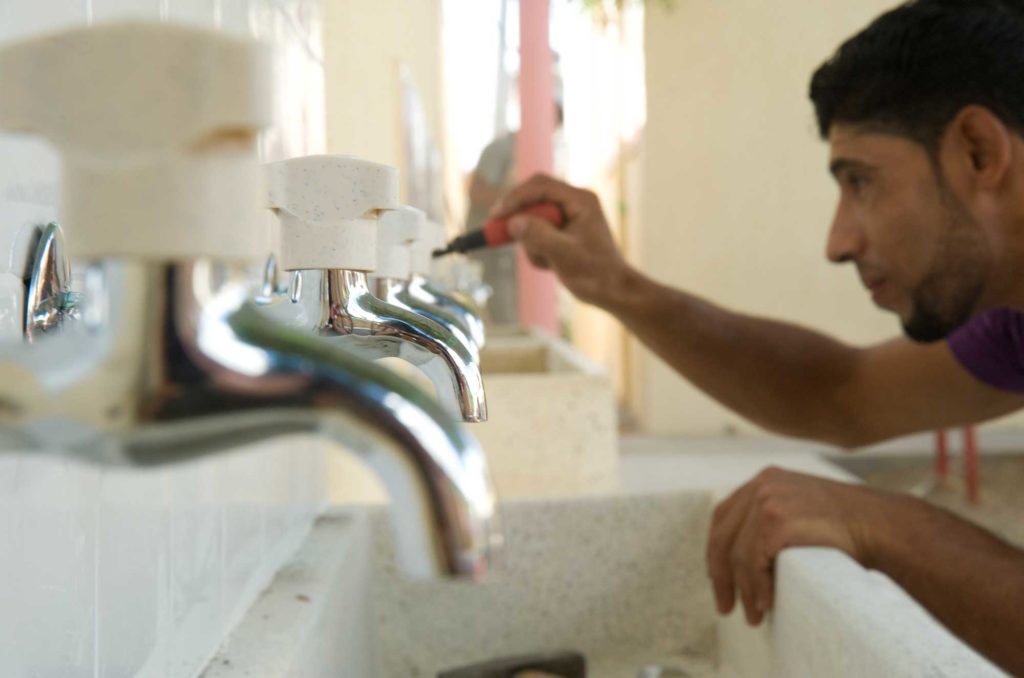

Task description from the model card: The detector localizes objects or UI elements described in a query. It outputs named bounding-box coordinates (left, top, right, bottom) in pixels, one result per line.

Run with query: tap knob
left=266, top=155, right=400, bottom=272
left=410, top=216, right=445, bottom=278
left=0, top=21, right=273, bottom=262
left=376, top=206, right=424, bottom=280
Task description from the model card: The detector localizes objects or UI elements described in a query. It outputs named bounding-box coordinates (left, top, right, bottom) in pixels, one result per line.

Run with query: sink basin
left=323, top=327, right=618, bottom=505
left=473, top=328, right=619, bottom=498
left=205, top=490, right=717, bottom=678
left=207, top=442, right=1005, bottom=678
left=368, top=492, right=715, bottom=677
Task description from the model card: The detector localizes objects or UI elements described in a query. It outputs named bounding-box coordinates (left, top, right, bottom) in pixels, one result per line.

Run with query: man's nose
left=826, top=207, right=866, bottom=264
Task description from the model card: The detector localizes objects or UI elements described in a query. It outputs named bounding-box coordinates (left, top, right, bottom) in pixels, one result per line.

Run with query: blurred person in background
left=465, top=83, right=564, bottom=325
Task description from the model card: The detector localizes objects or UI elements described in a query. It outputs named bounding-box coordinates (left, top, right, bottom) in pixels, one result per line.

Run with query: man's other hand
left=706, top=467, right=893, bottom=625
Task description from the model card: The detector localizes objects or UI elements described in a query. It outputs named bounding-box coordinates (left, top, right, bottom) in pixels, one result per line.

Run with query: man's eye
left=846, top=174, right=868, bottom=192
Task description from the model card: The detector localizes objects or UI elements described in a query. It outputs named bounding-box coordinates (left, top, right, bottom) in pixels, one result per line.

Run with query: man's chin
left=900, top=323, right=946, bottom=343
left=901, top=311, right=956, bottom=343
left=875, top=298, right=908, bottom=322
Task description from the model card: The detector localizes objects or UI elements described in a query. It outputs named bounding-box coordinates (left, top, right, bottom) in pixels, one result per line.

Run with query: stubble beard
left=901, top=191, right=989, bottom=343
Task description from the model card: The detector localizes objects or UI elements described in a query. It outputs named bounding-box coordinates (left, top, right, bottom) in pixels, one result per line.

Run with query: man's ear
left=943, top=105, right=1013, bottom=192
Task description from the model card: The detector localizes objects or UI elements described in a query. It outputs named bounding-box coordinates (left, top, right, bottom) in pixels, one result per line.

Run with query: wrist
left=599, top=262, right=653, bottom=318
left=854, top=489, right=924, bottom=571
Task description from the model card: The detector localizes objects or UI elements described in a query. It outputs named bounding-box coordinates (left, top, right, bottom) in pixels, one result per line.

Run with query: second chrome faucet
left=265, top=155, right=488, bottom=423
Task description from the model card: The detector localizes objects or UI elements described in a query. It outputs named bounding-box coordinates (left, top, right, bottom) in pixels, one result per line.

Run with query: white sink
left=367, top=492, right=715, bottom=677
left=474, top=328, right=619, bottom=498
left=325, top=329, right=614, bottom=503
left=205, top=491, right=716, bottom=678
left=324, top=327, right=618, bottom=505
left=206, top=440, right=1005, bottom=678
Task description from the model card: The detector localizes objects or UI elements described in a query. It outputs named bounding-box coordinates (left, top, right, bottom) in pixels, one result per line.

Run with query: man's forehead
left=827, top=124, right=924, bottom=167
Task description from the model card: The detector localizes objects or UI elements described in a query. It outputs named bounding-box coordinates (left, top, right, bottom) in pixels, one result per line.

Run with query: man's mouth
left=860, top=275, right=888, bottom=302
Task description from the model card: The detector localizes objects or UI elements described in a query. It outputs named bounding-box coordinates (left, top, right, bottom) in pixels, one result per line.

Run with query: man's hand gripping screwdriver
left=432, top=203, right=565, bottom=258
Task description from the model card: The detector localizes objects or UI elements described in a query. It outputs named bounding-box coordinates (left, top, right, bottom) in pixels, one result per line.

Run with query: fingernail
left=508, top=216, right=527, bottom=239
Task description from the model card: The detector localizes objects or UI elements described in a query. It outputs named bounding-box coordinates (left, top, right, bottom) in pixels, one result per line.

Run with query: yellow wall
left=321, top=0, right=447, bottom=503
left=636, top=0, right=989, bottom=435
left=322, top=0, right=445, bottom=192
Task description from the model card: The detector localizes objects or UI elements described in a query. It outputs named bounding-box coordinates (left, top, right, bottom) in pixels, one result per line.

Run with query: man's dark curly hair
left=811, top=0, right=1024, bottom=150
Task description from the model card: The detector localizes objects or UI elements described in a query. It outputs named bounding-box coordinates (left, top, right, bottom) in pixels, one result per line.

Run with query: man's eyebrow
left=829, top=158, right=873, bottom=177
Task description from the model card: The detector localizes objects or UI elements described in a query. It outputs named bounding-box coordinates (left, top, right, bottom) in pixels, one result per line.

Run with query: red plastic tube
left=935, top=429, right=950, bottom=480
left=481, top=202, right=564, bottom=247
left=963, top=426, right=980, bottom=505
left=434, top=202, right=565, bottom=257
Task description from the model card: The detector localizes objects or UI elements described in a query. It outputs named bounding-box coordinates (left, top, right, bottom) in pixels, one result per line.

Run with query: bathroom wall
left=317, top=0, right=451, bottom=504
left=321, top=0, right=447, bottom=206
left=0, top=2, right=327, bottom=676
left=635, top=0, right=1024, bottom=435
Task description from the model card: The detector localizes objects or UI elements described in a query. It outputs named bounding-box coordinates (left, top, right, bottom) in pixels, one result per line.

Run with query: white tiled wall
left=0, top=2, right=327, bottom=676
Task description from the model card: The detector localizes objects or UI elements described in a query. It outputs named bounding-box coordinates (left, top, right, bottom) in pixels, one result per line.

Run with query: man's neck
left=981, top=230, right=1024, bottom=311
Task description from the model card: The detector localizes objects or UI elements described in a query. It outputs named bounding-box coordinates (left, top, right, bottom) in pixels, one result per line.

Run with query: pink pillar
left=516, top=0, right=559, bottom=334
left=963, top=426, right=980, bottom=505
left=934, top=430, right=949, bottom=480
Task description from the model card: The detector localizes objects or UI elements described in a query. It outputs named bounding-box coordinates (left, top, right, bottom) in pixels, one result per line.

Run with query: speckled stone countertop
left=369, top=491, right=716, bottom=678
left=208, top=436, right=1009, bottom=678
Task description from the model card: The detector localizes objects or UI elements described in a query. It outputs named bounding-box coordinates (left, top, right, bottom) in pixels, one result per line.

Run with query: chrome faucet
left=23, top=222, right=81, bottom=342
left=264, top=157, right=488, bottom=423
left=263, top=267, right=488, bottom=422
left=383, top=218, right=487, bottom=350
left=402, top=274, right=487, bottom=349
left=0, top=21, right=500, bottom=580
left=432, top=255, right=495, bottom=311
left=375, top=275, right=481, bottom=356
left=1, top=258, right=499, bottom=578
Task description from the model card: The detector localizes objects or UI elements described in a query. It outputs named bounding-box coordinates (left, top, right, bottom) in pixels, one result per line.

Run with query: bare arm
left=708, top=467, right=1024, bottom=675
left=872, top=491, right=1024, bottom=674
left=608, top=271, right=1022, bottom=445
left=493, top=174, right=1024, bottom=446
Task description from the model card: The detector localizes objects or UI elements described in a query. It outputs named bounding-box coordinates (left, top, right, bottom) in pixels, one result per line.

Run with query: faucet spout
left=406, top=275, right=487, bottom=348
left=263, top=268, right=488, bottom=423
left=377, top=277, right=482, bottom=360
left=0, top=259, right=500, bottom=579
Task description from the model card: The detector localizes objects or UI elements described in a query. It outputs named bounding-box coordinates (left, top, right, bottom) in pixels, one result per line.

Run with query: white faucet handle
left=409, top=218, right=446, bottom=277
left=0, top=21, right=273, bottom=261
left=267, top=155, right=400, bottom=272
left=427, top=220, right=450, bottom=251
left=266, top=155, right=399, bottom=222
left=376, top=206, right=425, bottom=280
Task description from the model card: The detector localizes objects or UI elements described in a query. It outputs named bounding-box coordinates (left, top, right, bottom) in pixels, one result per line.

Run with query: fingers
left=708, top=470, right=795, bottom=626
left=509, top=214, right=574, bottom=271
left=731, top=510, right=778, bottom=626
left=706, top=484, right=756, bottom=616
left=730, top=513, right=763, bottom=625
left=708, top=467, right=868, bottom=629
left=492, top=173, right=598, bottom=222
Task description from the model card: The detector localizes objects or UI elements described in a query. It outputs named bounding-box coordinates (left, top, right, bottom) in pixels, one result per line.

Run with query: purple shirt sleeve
left=947, top=308, right=1024, bottom=394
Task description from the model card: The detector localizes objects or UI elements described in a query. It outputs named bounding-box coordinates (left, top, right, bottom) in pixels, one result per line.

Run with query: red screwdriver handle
left=482, top=202, right=565, bottom=248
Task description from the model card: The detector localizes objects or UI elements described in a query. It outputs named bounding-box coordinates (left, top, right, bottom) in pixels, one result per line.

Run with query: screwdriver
left=432, top=202, right=565, bottom=258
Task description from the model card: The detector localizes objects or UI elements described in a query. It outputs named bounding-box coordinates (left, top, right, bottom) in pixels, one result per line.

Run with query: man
left=491, top=1, right=1024, bottom=673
